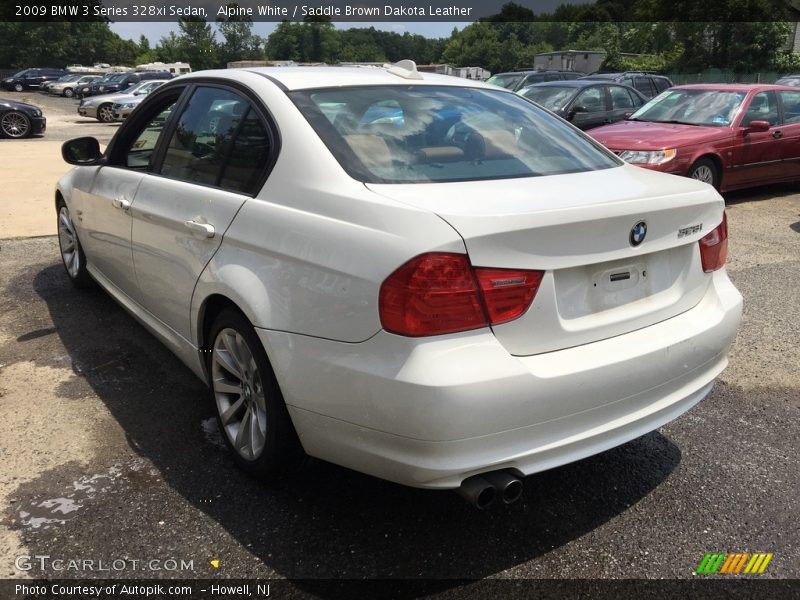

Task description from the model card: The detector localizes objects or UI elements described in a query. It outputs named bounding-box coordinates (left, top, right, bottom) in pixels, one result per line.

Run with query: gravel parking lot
left=0, top=98, right=798, bottom=591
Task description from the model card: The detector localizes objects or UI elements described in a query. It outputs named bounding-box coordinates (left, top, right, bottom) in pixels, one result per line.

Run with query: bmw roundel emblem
left=630, top=221, right=647, bottom=247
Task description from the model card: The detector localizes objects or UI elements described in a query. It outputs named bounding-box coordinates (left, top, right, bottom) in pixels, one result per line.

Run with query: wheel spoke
left=235, top=406, right=253, bottom=456
left=213, top=347, right=242, bottom=380
left=220, top=394, right=245, bottom=426
left=214, top=380, right=241, bottom=395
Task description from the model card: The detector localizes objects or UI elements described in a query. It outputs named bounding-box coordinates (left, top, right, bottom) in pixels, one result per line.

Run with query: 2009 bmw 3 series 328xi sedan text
left=56, top=61, right=742, bottom=508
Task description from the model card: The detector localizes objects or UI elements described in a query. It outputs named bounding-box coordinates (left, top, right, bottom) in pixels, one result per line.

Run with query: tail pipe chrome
left=457, top=470, right=523, bottom=509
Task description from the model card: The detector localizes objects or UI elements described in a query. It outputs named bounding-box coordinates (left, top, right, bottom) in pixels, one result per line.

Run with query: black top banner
left=3, top=0, right=800, bottom=22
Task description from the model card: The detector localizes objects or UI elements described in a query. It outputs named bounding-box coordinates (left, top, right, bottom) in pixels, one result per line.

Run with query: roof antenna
left=384, top=59, right=423, bottom=80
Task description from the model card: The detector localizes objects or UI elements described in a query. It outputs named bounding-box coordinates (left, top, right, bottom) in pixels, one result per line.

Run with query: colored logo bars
left=696, top=552, right=774, bottom=575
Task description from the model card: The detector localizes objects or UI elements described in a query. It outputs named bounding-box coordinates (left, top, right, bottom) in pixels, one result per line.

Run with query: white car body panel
left=56, top=66, right=743, bottom=490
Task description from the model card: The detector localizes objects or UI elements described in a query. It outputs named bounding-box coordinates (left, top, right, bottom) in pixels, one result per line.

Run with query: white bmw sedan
left=56, top=62, right=742, bottom=508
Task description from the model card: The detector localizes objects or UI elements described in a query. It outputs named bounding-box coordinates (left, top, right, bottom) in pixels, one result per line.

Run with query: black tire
left=0, top=110, right=31, bottom=138
left=13, top=83, right=23, bottom=92
left=63, top=88, right=74, bottom=98
left=56, top=200, right=93, bottom=288
left=207, top=308, right=304, bottom=479
left=97, top=103, right=114, bottom=123
left=688, top=157, right=720, bottom=190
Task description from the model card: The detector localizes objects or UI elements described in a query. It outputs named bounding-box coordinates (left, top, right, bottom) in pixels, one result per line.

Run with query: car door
left=729, top=91, right=784, bottom=186
left=130, top=84, right=276, bottom=340
left=568, top=86, right=611, bottom=129
left=777, top=89, right=800, bottom=178
left=75, top=88, right=185, bottom=297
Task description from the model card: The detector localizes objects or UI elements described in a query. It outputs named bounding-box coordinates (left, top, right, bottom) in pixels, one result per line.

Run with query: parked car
left=56, top=62, right=741, bottom=507
left=486, top=70, right=585, bottom=92
left=1, top=68, right=68, bottom=92
left=79, top=80, right=171, bottom=123
left=775, top=74, right=800, bottom=87
left=110, top=80, right=170, bottom=120
left=41, top=74, right=81, bottom=93
left=82, top=71, right=172, bottom=98
left=0, top=98, right=45, bottom=138
left=49, top=74, right=102, bottom=98
left=519, top=80, right=647, bottom=130
left=75, top=74, right=115, bottom=98
left=588, top=83, right=800, bottom=192
left=581, top=72, right=673, bottom=98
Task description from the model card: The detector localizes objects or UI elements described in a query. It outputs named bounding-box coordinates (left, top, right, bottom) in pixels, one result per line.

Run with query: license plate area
left=555, top=250, right=679, bottom=320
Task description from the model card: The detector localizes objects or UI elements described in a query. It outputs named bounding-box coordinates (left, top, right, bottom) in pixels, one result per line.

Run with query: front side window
left=291, top=85, right=619, bottom=184
left=573, top=87, right=605, bottom=113
left=126, top=102, right=177, bottom=169
left=742, top=91, right=779, bottom=127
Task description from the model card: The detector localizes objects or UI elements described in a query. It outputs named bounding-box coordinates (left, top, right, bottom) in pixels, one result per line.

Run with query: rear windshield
left=520, top=85, right=576, bottom=110
left=485, top=74, right=524, bottom=89
left=290, top=85, right=620, bottom=184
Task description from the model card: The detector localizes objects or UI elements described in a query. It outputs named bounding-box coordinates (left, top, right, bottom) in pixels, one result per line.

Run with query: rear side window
left=654, top=77, right=671, bottom=93
left=633, top=77, right=655, bottom=96
left=609, top=85, right=635, bottom=109
left=290, top=85, right=620, bottom=184
left=159, top=86, right=272, bottom=194
left=779, top=90, right=800, bottom=124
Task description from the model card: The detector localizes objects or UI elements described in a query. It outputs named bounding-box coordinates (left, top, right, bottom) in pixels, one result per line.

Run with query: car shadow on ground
left=723, top=181, right=800, bottom=206
left=19, top=262, right=682, bottom=585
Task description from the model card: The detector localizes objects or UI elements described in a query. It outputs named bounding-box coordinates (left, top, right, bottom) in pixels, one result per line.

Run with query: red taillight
left=699, top=213, right=728, bottom=273
left=474, top=267, right=544, bottom=325
left=379, top=253, right=543, bottom=337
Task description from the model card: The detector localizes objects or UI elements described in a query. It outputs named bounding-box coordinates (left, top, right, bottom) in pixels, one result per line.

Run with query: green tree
left=176, top=17, right=219, bottom=70
left=217, top=5, right=264, bottom=65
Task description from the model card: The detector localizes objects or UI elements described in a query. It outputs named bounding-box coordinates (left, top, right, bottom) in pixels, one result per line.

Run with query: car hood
left=589, top=120, right=732, bottom=149
left=83, top=91, right=132, bottom=104
left=0, top=98, right=39, bottom=111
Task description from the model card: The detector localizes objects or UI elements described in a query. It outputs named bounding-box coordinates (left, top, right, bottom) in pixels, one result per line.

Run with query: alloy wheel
left=98, top=104, right=114, bottom=123
left=58, top=206, right=80, bottom=278
left=13, top=83, right=23, bottom=92
left=63, top=88, right=74, bottom=98
left=212, top=328, right=268, bottom=461
left=691, top=165, right=715, bottom=184
left=0, top=111, right=30, bottom=138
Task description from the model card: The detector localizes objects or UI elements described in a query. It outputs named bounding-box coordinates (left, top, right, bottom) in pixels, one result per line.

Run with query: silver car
left=57, top=63, right=741, bottom=508
left=78, top=80, right=166, bottom=123
left=111, top=80, right=169, bottom=120
left=49, top=75, right=101, bottom=98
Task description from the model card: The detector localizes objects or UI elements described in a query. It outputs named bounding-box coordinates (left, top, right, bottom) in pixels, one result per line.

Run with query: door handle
left=111, top=197, right=131, bottom=210
left=772, top=130, right=783, bottom=139
left=184, top=219, right=215, bottom=238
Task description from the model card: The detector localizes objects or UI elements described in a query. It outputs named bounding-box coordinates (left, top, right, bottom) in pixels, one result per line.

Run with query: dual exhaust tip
left=457, top=470, right=523, bottom=510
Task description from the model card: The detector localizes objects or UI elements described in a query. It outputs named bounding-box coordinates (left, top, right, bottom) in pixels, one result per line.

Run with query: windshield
left=520, top=86, right=576, bottom=111
left=630, top=89, right=746, bottom=127
left=290, top=85, right=619, bottom=184
left=485, top=74, right=524, bottom=90
left=108, top=74, right=129, bottom=82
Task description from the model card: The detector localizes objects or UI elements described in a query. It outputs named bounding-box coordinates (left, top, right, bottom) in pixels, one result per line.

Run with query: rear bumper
left=259, top=270, right=742, bottom=489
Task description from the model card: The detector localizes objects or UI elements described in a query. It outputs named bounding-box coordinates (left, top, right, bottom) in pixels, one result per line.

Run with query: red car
left=588, top=84, right=800, bottom=192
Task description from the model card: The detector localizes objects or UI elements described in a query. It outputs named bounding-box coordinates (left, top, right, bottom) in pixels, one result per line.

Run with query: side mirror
left=744, top=120, right=770, bottom=133
left=62, top=137, right=103, bottom=165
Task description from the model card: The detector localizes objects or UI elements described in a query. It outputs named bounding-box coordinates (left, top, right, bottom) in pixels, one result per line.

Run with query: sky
left=110, top=21, right=465, bottom=45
